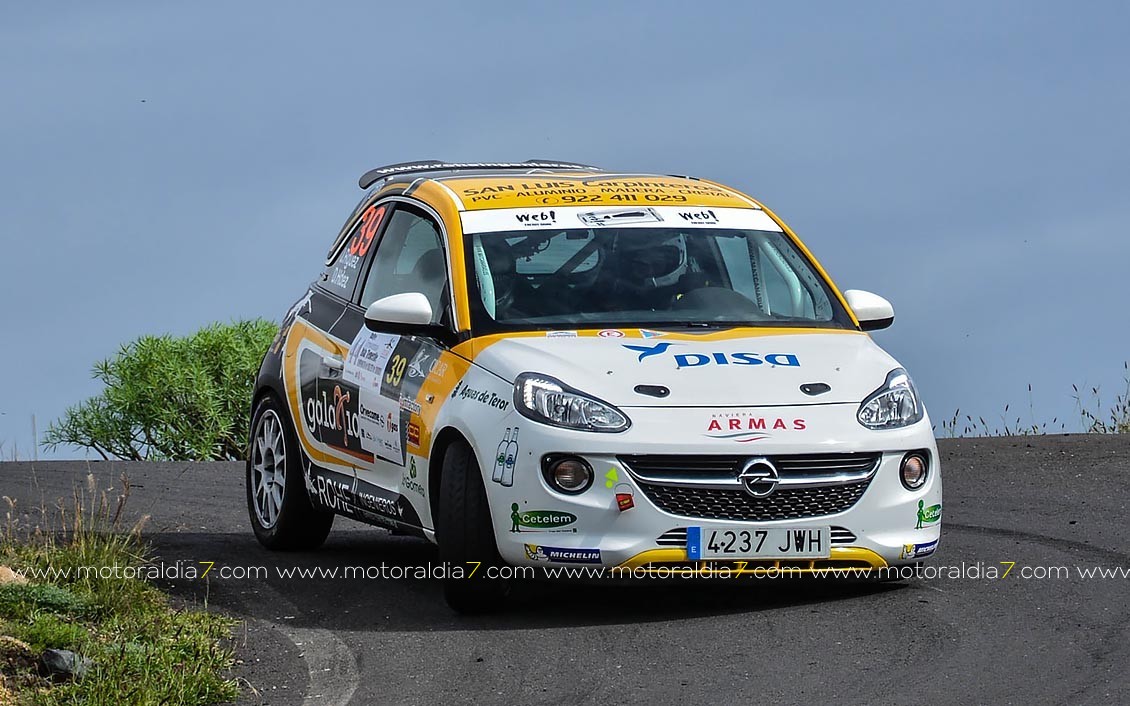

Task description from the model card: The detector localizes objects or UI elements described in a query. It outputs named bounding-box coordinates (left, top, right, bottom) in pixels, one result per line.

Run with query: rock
left=38, top=649, right=91, bottom=681
left=0, top=567, right=27, bottom=586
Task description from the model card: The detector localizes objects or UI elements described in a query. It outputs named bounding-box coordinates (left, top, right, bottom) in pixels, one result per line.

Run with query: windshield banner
left=461, top=206, right=782, bottom=234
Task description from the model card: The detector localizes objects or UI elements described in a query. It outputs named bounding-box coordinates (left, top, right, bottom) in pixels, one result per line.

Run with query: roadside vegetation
left=937, top=362, right=1130, bottom=437
left=42, top=319, right=277, bottom=461
left=0, top=475, right=238, bottom=704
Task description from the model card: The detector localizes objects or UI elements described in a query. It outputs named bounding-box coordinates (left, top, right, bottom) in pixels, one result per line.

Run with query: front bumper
left=477, top=403, right=942, bottom=571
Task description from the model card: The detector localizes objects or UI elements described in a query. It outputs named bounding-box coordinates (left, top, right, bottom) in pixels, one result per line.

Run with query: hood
left=470, top=330, right=901, bottom=407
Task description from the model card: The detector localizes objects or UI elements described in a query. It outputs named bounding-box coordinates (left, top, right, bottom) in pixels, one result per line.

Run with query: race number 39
left=385, top=354, right=407, bottom=387
left=349, top=204, right=388, bottom=257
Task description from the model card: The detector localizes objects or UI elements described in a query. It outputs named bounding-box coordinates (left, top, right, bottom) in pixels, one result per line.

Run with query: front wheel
left=436, top=439, right=510, bottom=613
left=246, top=395, right=334, bottom=550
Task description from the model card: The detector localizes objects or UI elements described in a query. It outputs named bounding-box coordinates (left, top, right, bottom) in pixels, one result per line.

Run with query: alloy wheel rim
left=251, top=409, right=286, bottom=529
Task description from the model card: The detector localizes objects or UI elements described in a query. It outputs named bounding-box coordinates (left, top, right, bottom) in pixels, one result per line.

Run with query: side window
left=321, top=202, right=391, bottom=299
left=359, top=207, right=448, bottom=324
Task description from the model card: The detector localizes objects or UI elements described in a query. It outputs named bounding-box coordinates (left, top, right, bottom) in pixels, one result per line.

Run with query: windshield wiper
left=646, top=321, right=737, bottom=329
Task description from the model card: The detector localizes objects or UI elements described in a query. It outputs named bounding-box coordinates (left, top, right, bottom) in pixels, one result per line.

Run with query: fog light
left=542, top=455, right=593, bottom=494
left=900, top=452, right=929, bottom=490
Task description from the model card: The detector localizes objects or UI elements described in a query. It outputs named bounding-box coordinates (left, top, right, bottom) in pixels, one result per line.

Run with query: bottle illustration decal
left=492, top=428, right=511, bottom=484
left=501, top=428, right=519, bottom=487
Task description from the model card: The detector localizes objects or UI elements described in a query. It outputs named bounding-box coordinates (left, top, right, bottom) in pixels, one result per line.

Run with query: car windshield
left=464, top=225, right=853, bottom=332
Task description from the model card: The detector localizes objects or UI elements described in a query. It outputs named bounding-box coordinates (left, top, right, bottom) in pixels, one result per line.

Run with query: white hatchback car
left=247, top=161, right=942, bottom=612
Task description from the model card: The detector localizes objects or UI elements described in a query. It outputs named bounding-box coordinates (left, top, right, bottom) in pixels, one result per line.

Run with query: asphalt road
left=2, top=435, right=1129, bottom=705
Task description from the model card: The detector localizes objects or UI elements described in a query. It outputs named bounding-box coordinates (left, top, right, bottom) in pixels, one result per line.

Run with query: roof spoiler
left=358, top=159, right=602, bottom=190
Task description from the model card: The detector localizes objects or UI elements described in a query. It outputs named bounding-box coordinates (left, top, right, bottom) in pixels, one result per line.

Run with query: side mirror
left=362, top=293, right=457, bottom=345
left=843, top=289, right=895, bottom=331
left=364, top=292, right=433, bottom=328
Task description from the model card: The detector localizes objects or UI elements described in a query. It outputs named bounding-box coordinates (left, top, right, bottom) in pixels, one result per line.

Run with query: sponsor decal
left=491, top=427, right=520, bottom=487
left=356, top=390, right=402, bottom=463
left=344, top=330, right=400, bottom=388
left=598, top=329, right=625, bottom=338
left=604, top=468, right=619, bottom=489
left=546, top=330, right=578, bottom=338
left=313, top=474, right=355, bottom=513
left=450, top=381, right=510, bottom=411
left=379, top=338, right=422, bottom=399
left=316, top=386, right=354, bottom=444
left=402, top=458, right=425, bottom=497
left=915, top=501, right=942, bottom=529
left=508, top=504, right=578, bottom=533
left=302, top=379, right=372, bottom=461
left=328, top=252, right=361, bottom=290
left=377, top=161, right=590, bottom=179
left=623, top=343, right=800, bottom=369
left=704, top=412, right=807, bottom=442
left=307, top=468, right=425, bottom=530
left=514, top=209, right=557, bottom=227
left=624, top=342, right=673, bottom=361
left=900, top=540, right=938, bottom=560
left=461, top=204, right=781, bottom=232
left=577, top=207, right=663, bottom=227
left=407, top=349, right=447, bottom=381
left=524, top=544, right=602, bottom=564
left=676, top=208, right=719, bottom=225
left=639, top=329, right=666, bottom=339
left=454, top=174, right=752, bottom=211
left=407, top=421, right=421, bottom=448
left=313, top=474, right=402, bottom=520
left=348, top=203, right=388, bottom=258
left=400, top=395, right=422, bottom=415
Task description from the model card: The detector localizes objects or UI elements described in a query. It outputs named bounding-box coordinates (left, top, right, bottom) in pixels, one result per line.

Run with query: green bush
left=44, top=319, right=278, bottom=461
left=0, top=584, right=90, bottom=621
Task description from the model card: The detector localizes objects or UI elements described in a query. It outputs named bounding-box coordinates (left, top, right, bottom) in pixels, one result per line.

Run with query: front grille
left=656, top=525, right=857, bottom=546
left=657, top=528, right=688, bottom=546
left=621, top=453, right=880, bottom=483
left=622, top=453, right=880, bottom=522
left=639, top=481, right=870, bottom=521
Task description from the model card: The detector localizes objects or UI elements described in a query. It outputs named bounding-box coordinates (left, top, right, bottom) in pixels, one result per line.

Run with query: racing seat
left=409, top=248, right=447, bottom=323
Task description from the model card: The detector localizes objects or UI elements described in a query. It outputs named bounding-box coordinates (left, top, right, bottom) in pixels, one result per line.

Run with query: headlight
left=857, top=368, right=923, bottom=429
left=514, top=373, right=631, bottom=433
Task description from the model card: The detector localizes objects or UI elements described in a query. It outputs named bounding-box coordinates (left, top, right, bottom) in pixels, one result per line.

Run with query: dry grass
left=937, top=363, right=1130, bottom=438
left=0, top=473, right=238, bottom=705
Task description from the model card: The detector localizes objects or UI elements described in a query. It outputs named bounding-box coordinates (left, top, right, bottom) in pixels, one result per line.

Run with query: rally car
left=246, top=160, right=942, bottom=612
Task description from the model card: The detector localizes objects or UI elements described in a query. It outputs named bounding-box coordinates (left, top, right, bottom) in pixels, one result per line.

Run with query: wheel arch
left=251, top=379, right=287, bottom=425
left=428, top=425, right=473, bottom=525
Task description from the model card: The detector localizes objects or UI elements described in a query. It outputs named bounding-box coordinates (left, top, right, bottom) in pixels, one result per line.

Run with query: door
left=341, top=203, right=452, bottom=528
left=288, top=200, right=392, bottom=519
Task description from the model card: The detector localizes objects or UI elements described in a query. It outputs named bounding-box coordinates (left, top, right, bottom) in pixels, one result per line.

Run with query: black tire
left=437, top=439, right=510, bottom=613
left=246, top=394, right=334, bottom=550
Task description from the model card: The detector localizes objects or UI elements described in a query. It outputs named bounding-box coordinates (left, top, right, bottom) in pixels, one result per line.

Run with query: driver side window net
left=360, top=209, right=448, bottom=324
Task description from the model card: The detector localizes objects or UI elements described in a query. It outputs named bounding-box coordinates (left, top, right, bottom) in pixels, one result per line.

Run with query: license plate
left=686, top=526, right=830, bottom=560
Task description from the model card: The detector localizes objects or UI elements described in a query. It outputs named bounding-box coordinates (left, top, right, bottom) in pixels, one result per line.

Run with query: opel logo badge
left=738, top=458, right=779, bottom=498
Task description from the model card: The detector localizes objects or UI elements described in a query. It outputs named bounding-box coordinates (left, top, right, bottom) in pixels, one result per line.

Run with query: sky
left=1, top=1, right=1128, bottom=458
